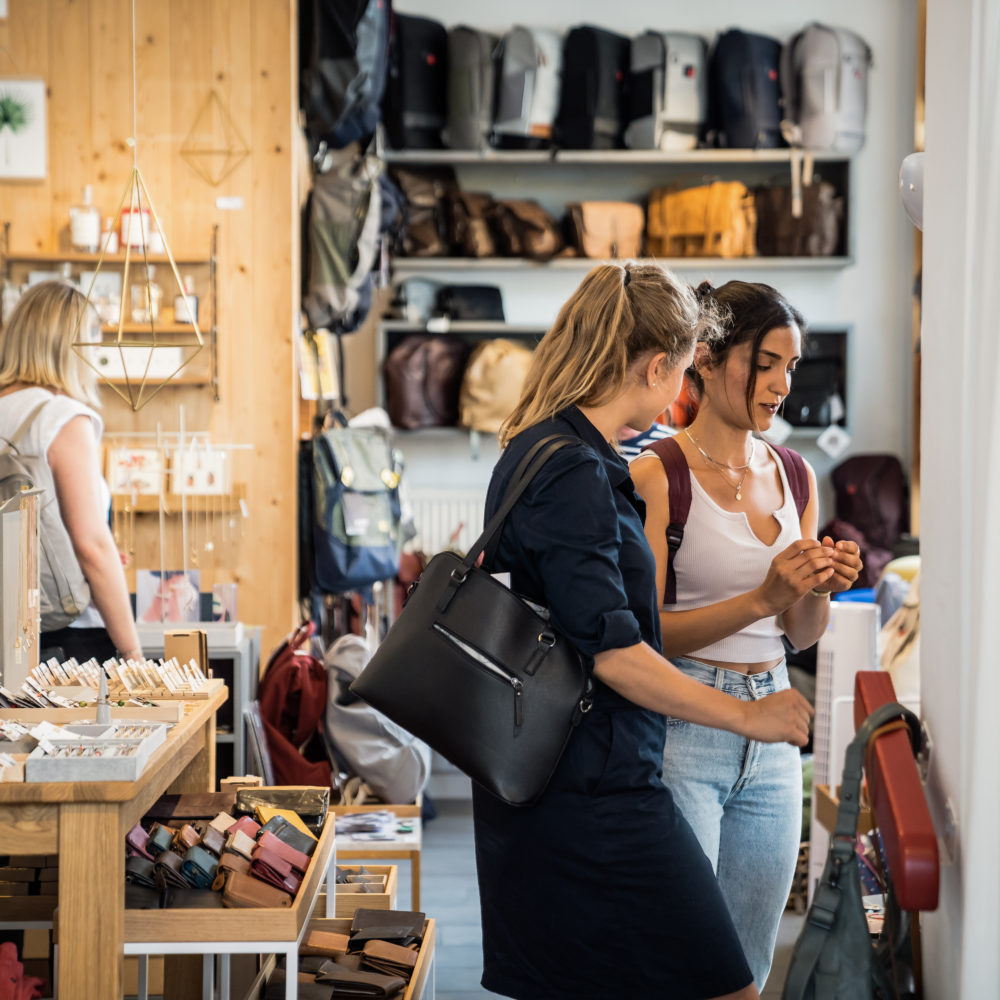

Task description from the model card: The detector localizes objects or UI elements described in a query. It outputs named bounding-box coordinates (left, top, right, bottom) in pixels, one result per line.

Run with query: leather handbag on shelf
left=565, top=201, right=644, bottom=259
left=489, top=199, right=564, bottom=260
left=434, top=284, right=505, bottom=321
left=448, top=191, right=500, bottom=257
left=383, top=333, right=470, bottom=429
left=350, top=435, right=593, bottom=806
left=458, top=338, right=535, bottom=433
left=754, top=180, right=844, bottom=256
left=783, top=701, right=923, bottom=1000
left=646, top=180, right=756, bottom=258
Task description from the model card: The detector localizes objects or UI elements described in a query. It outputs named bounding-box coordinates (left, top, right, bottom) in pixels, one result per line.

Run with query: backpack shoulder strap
left=0, top=400, right=49, bottom=454
left=770, top=443, right=810, bottom=519
left=644, top=435, right=690, bottom=606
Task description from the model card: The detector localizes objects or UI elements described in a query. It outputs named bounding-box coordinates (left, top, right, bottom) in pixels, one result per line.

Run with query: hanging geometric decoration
left=180, top=90, right=250, bottom=186
left=71, top=0, right=204, bottom=411
left=73, top=167, right=203, bottom=411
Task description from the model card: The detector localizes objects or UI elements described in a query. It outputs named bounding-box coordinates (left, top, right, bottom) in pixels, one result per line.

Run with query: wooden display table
left=0, top=688, right=225, bottom=1000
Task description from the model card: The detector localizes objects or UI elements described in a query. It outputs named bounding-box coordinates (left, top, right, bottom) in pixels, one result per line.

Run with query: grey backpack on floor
left=625, top=31, right=708, bottom=151
left=444, top=25, right=499, bottom=150
left=0, top=399, right=91, bottom=629
left=491, top=26, right=563, bottom=148
left=781, top=23, right=872, bottom=152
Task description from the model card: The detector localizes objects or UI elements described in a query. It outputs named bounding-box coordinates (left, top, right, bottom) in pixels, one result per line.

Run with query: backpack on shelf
left=490, top=199, right=564, bottom=260
left=708, top=29, right=785, bottom=149
left=390, top=166, right=458, bottom=257
left=491, top=26, right=563, bottom=149
left=298, top=0, right=390, bottom=153
left=459, top=338, right=535, bottom=434
left=625, top=31, right=708, bottom=151
left=383, top=334, right=470, bottom=429
left=555, top=25, right=631, bottom=149
left=781, top=23, right=872, bottom=153
left=443, top=25, right=500, bottom=150
left=382, top=13, right=448, bottom=149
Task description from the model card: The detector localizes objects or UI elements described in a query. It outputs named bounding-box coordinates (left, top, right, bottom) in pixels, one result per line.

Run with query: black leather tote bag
left=350, top=435, right=593, bottom=806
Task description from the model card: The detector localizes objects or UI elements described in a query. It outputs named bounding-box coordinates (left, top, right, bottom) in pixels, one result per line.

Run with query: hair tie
left=622, top=268, right=631, bottom=288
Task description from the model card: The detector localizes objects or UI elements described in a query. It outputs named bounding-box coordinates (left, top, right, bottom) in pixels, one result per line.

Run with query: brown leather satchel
left=565, top=201, right=644, bottom=259
left=490, top=199, right=564, bottom=259
left=646, top=181, right=756, bottom=258
left=390, top=167, right=458, bottom=257
left=448, top=191, right=500, bottom=257
left=458, top=338, right=535, bottom=433
left=384, top=334, right=470, bottom=429
left=753, top=180, right=843, bottom=256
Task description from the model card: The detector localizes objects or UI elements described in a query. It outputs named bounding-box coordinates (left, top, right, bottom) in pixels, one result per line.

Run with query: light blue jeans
left=661, top=657, right=804, bottom=991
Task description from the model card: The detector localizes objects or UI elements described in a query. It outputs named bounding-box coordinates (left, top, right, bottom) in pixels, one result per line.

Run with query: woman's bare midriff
left=689, top=654, right=784, bottom=676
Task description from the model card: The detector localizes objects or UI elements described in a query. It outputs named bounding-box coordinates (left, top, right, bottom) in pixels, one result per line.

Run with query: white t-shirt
left=0, top=386, right=109, bottom=629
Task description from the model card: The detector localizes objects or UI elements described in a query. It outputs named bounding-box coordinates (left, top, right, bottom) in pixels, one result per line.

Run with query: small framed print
left=107, top=447, right=164, bottom=495
left=172, top=446, right=230, bottom=495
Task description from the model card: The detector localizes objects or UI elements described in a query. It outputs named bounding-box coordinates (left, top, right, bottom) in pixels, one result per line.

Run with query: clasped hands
left=757, top=536, right=864, bottom=615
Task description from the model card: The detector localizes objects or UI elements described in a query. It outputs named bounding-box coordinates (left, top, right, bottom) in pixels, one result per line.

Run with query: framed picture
left=0, top=79, right=47, bottom=180
left=136, top=569, right=201, bottom=624
left=107, top=447, right=164, bottom=495
left=172, top=446, right=230, bottom=495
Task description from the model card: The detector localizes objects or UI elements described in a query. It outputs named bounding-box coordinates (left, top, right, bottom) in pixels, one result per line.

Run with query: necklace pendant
left=736, top=488, right=742, bottom=501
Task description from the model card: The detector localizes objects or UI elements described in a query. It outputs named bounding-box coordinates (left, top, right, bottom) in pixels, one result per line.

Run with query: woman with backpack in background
left=629, top=280, right=863, bottom=990
left=474, top=263, right=814, bottom=1000
left=0, top=281, right=143, bottom=664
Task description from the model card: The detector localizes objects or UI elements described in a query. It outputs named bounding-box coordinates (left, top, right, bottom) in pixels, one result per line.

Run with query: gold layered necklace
left=684, top=428, right=756, bottom=502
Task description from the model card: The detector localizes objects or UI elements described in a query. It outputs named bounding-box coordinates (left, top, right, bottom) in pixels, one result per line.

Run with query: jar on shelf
left=101, top=216, right=119, bottom=255
left=131, top=265, right=162, bottom=323
left=69, top=185, right=101, bottom=253
left=173, top=275, right=199, bottom=324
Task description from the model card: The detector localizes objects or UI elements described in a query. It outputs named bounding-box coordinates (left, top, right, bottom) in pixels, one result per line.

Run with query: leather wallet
left=217, top=850, right=251, bottom=877
left=226, top=828, right=257, bottom=861
left=126, top=823, right=155, bottom=861
left=161, top=887, right=227, bottom=909
left=351, top=909, right=425, bottom=937
left=229, top=815, right=261, bottom=839
left=153, top=850, right=191, bottom=889
left=173, top=824, right=201, bottom=851
left=258, top=808, right=318, bottom=841
left=147, top=822, right=175, bottom=855
left=200, top=825, right=226, bottom=857
left=256, top=830, right=309, bottom=874
left=315, top=960, right=406, bottom=998
left=181, top=845, right=219, bottom=889
left=125, top=884, right=164, bottom=910
left=263, top=971, right=335, bottom=1000
left=125, top=856, right=157, bottom=888
left=259, top=814, right=317, bottom=856
left=146, top=791, right=238, bottom=820
left=235, top=786, right=329, bottom=834
left=361, top=940, right=417, bottom=979
left=301, top=929, right=350, bottom=957
left=209, top=812, right=238, bottom=835
left=219, top=870, right=292, bottom=909
left=249, top=846, right=301, bottom=895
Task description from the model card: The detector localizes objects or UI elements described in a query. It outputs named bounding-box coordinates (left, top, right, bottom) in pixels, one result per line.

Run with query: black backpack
left=708, top=29, right=785, bottom=148
left=830, top=454, right=909, bottom=552
left=382, top=13, right=448, bottom=149
left=555, top=26, right=631, bottom=149
left=299, top=0, right=390, bottom=152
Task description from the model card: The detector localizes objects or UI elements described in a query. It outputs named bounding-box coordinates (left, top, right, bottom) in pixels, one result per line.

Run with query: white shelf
left=391, top=256, right=853, bottom=273
left=382, top=148, right=848, bottom=166
left=380, top=320, right=547, bottom=334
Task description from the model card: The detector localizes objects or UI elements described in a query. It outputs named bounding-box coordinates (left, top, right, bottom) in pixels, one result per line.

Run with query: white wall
left=384, top=0, right=918, bottom=521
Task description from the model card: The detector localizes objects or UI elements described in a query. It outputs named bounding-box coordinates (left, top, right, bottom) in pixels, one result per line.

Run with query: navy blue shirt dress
left=473, top=406, right=753, bottom=999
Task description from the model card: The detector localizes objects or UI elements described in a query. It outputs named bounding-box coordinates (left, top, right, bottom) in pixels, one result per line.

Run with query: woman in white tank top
left=0, top=281, right=143, bottom=665
left=630, top=281, right=862, bottom=991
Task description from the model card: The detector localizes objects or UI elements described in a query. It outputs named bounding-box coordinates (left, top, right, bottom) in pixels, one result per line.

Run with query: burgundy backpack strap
left=645, top=436, right=691, bottom=606
left=770, top=444, right=810, bottom=519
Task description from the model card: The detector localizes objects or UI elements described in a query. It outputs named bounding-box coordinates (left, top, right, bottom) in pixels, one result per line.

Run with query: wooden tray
left=327, top=864, right=397, bottom=918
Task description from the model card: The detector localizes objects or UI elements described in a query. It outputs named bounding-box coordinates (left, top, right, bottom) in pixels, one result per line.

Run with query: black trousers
left=38, top=626, right=115, bottom=664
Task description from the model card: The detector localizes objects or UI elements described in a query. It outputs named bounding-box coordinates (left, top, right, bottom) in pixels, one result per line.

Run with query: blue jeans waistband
left=670, top=656, right=789, bottom=697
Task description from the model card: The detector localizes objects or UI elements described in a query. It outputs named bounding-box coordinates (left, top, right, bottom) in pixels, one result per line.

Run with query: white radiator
left=407, top=489, right=487, bottom=557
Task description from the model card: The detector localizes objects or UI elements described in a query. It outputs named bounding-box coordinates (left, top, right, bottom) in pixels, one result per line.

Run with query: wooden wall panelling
left=0, top=0, right=298, bottom=658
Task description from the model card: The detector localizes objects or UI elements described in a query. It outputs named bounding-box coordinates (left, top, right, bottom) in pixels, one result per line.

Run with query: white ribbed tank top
left=671, top=441, right=802, bottom=662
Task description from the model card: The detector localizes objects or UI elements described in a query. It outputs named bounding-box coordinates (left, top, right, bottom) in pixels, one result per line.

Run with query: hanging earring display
left=70, top=0, right=203, bottom=411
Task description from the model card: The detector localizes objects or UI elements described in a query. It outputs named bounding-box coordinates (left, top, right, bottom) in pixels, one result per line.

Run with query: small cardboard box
left=329, top=865, right=397, bottom=918
left=815, top=783, right=874, bottom=834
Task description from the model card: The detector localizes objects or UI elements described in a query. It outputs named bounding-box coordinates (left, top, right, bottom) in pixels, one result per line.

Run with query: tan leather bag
left=490, top=199, right=564, bottom=260
left=459, top=338, right=535, bottom=433
left=566, top=201, right=644, bottom=259
left=647, top=181, right=756, bottom=258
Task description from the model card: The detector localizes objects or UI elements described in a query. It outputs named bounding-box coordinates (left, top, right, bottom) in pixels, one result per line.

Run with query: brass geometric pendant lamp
left=72, top=0, right=203, bottom=411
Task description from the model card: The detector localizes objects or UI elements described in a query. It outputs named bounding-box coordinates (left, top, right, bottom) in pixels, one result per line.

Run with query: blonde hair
left=0, top=281, right=100, bottom=408
left=500, top=262, right=719, bottom=447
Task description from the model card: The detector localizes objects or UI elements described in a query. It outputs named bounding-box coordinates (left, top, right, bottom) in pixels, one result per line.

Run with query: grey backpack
left=781, top=23, right=872, bottom=153
left=491, top=26, right=563, bottom=148
left=625, top=31, right=708, bottom=151
left=443, top=26, right=499, bottom=150
left=0, top=399, right=91, bottom=629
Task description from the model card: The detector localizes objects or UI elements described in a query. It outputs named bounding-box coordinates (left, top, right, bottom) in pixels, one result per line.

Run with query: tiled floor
left=406, top=797, right=806, bottom=1000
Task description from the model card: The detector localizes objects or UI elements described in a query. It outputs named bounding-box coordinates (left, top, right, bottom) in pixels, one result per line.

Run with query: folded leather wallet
left=125, top=856, right=157, bottom=888
left=200, top=825, right=226, bottom=857
left=226, top=828, right=257, bottom=861
left=161, top=887, right=227, bottom=909
left=181, top=845, right=219, bottom=889
left=217, top=850, right=251, bottom=877
left=259, top=814, right=317, bottom=856
left=153, top=850, right=191, bottom=889
left=219, top=869, right=292, bottom=909
left=209, top=812, right=238, bottom=835
left=351, top=909, right=425, bottom=937
left=173, top=824, right=201, bottom=851
left=235, top=786, right=329, bottom=834
left=146, top=791, right=238, bottom=820
left=125, top=822, right=155, bottom=861
left=256, top=830, right=309, bottom=875
left=258, top=807, right=318, bottom=840
left=315, top=961, right=406, bottom=998
left=147, top=822, right=175, bottom=855
left=360, top=940, right=417, bottom=979
left=229, top=815, right=261, bottom=839
left=125, top=884, right=164, bottom=910
left=249, top=846, right=301, bottom=895
left=263, top=971, right=335, bottom=1000
left=301, top=929, right=350, bottom=957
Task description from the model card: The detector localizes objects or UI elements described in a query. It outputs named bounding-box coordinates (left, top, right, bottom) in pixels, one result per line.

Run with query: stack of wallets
left=0, top=855, right=58, bottom=898
left=124, top=798, right=321, bottom=910
left=274, top=908, right=426, bottom=997
left=234, top=785, right=330, bottom=837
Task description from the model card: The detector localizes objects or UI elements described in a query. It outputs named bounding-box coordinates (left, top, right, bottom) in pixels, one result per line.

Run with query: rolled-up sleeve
left=506, top=449, right=643, bottom=660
